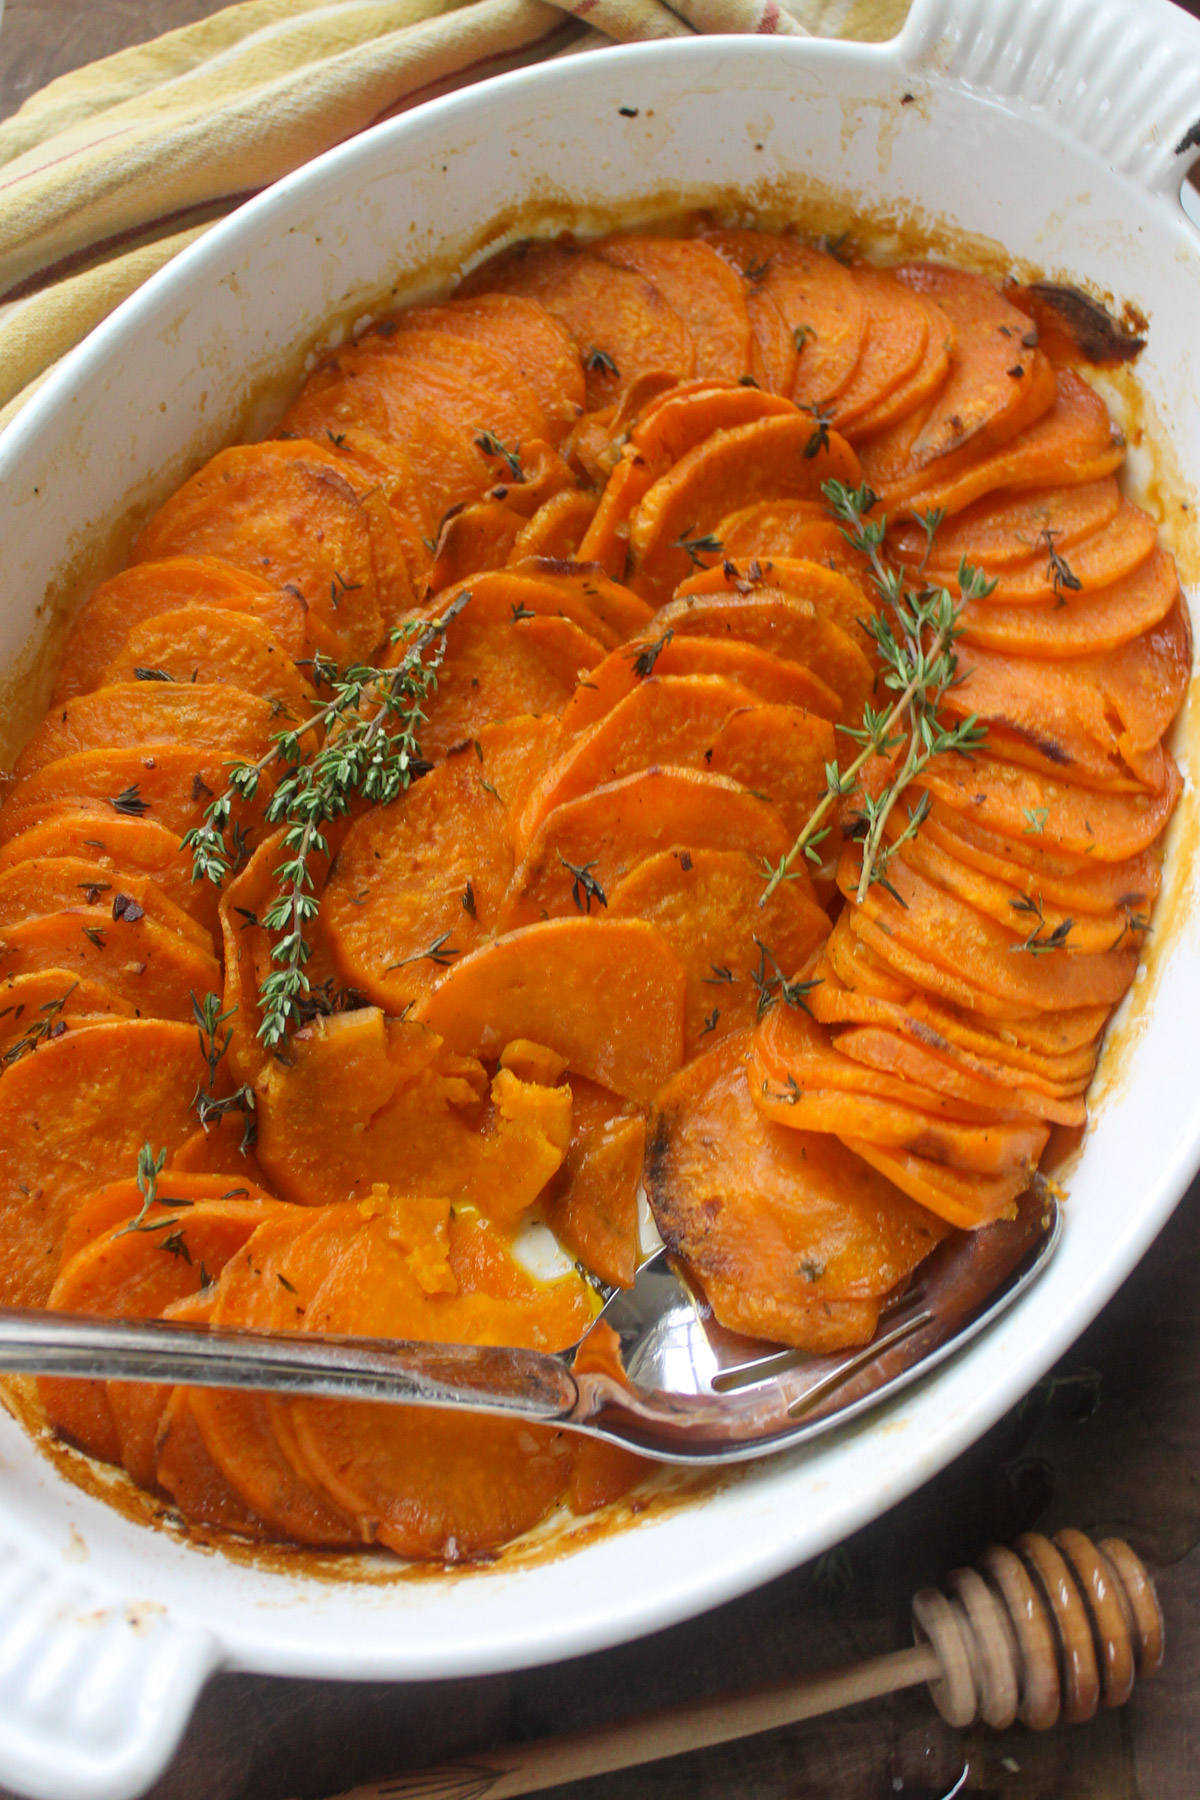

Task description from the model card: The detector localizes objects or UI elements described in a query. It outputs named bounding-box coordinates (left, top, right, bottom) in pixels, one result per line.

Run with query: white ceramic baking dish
left=1, top=1, right=1199, bottom=1794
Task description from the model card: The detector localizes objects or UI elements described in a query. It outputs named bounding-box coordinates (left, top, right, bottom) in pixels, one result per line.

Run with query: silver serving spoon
left=0, top=1192, right=1058, bottom=1465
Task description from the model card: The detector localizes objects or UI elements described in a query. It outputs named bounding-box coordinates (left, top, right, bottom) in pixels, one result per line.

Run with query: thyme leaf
left=559, top=856, right=608, bottom=914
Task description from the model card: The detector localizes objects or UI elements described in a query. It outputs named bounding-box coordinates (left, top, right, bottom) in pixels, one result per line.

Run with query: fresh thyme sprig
left=182, top=598, right=466, bottom=1048
left=115, top=1142, right=192, bottom=1238
left=190, top=991, right=256, bottom=1151
left=750, top=939, right=821, bottom=1019
left=1009, top=893, right=1074, bottom=955
left=761, top=481, right=990, bottom=907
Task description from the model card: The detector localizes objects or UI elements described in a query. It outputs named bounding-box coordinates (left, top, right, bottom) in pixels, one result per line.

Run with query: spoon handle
left=0, top=1307, right=578, bottom=1421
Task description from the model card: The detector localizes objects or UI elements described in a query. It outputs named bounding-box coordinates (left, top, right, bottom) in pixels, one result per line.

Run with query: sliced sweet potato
left=0, top=858, right=211, bottom=950
left=132, top=440, right=407, bottom=658
left=41, top=1193, right=281, bottom=1466
left=919, top=799, right=1163, bottom=918
left=99, top=608, right=315, bottom=717
left=916, top=749, right=1181, bottom=861
left=746, top=287, right=799, bottom=395
left=675, top=555, right=876, bottom=640
left=461, top=241, right=695, bottom=408
left=390, top=293, right=585, bottom=442
left=156, top=1380, right=271, bottom=1537
left=189, top=1208, right=361, bottom=1544
left=510, top=490, right=598, bottom=563
left=847, top=288, right=955, bottom=441
left=504, top=560, right=656, bottom=643
left=947, top=601, right=1190, bottom=788
left=170, top=1113, right=272, bottom=1187
left=892, top=264, right=1057, bottom=467
left=958, top=545, right=1180, bottom=657
left=833, top=265, right=931, bottom=428
left=417, top=918, right=686, bottom=1103
left=501, top=767, right=794, bottom=930
left=841, top=1136, right=1034, bottom=1229
left=599, top=238, right=754, bottom=381
left=51, top=557, right=306, bottom=704
left=413, top=587, right=605, bottom=763
left=833, top=1023, right=1087, bottom=1126
left=891, top=477, right=1122, bottom=571
left=0, top=970, right=133, bottom=1060
left=876, top=369, right=1125, bottom=519
left=106, top=1288, right=210, bottom=1490
left=649, top=590, right=875, bottom=724
left=558, top=633, right=840, bottom=738
left=0, top=813, right=220, bottom=935
left=716, top=504, right=871, bottom=583
left=630, top=382, right=797, bottom=464
left=703, top=231, right=867, bottom=406
left=358, top=325, right=550, bottom=444
left=283, top=1203, right=591, bottom=1559
left=0, top=906, right=221, bottom=1021
left=627, top=414, right=861, bottom=603
left=515, top=674, right=761, bottom=847
left=608, top=848, right=829, bottom=1058
left=945, top=500, right=1157, bottom=606
left=313, top=426, right=435, bottom=594
left=843, top=848, right=1139, bottom=1013
left=0, top=1018, right=206, bottom=1304
left=14, top=683, right=282, bottom=781
left=708, top=702, right=838, bottom=842
left=0, top=743, right=271, bottom=853
left=544, top=1078, right=644, bottom=1289
left=751, top=1005, right=1050, bottom=1182
left=647, top=1031, right=947, bottom=1348
left=323, top=718, right=553, bottom=1015
left=423, top=498, right=522, bottom=593
left=568, top=1440, right=650, bottom=1514
left=254, top=1007, right=570, bottom=1223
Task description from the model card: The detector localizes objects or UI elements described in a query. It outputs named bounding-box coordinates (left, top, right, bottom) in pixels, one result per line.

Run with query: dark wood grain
left=1, top=5, right=1199, bottom=1799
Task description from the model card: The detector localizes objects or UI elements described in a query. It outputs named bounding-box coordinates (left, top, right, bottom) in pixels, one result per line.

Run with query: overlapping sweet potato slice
left=417, top=917, right=686, bottom=1103
left=608, top=848, right=829, bottom=1058
left=0, top=969, right=134, bottom=1058
left=427, top=497, right=523, bottom=592
left=675, top=555, right=875, bottom=639
left=917, top=799, right=1162, bottom=919
left=0, top=857, right=211, bottom=950
left=892, top=263, right=1056, bottom=467
left=157, top=1374, right=272, bottom=1537
left=708, top=702, right=839, bottom=842
left=515, top=674, right=760, bottom=846
left=841, top=1137, right=1034, bottom=1231
left=649, top=589, right=875, bottom=723
left=847, top=288, right=955, bottom=442
left=915, top=750, right=1181, bottom=861
left=0, top=745, right=275, bottom=849
left=543, top=1076, right=643, bottom=1289
left=957, top=546, right=1181, bottom=657
left=310, top=426, right=435, bottom=594
left=0, top=1019, right=207, bottom=1304
left=51, top=558, right=307, bottom=705
left=323, top=717, right=553, bottom=1014
left=557, top=632, right=840, bottom=737
left=868, top=369, right=1124, bottom=519
left=716, top=504, right=871, bottom=583
left=504, top=560, right=655, bottom=642
left=14, top=683, right=282, bottom=780
left=41, top=1190, right=281, bottom=1466
left=831, top=1022, right=1087, bottom=1127
left=510, top=490, right=598, bottom=563
left=627, top=415, right=861, bottom=603
left=282, top=1201, right=591, bottom=1559
left=0, top=813, right=220, bottom=935
left=892, top=477, right=1121, bottom=571
left=703, top=231, right=867, bottom=406
left=461, top=241, right=695, bottom=408
left=390, top=293, right=585, bottom=442
left=599, top=237, right=754, bottom=381
left=501, top=767, right=795, bottom=930
left=133, top=440, right=408, bottom=658
left=948, top=500, right=1158, bottom=606
left=831, top=264, right=931, bottom=429
left=0, top=904, right=221, bottom=1020
left=188, top=1208, right=361, bottom=1545
left=647, top=1031, right=948, bottom=1348
left=99, top=608, right=316, bottom=716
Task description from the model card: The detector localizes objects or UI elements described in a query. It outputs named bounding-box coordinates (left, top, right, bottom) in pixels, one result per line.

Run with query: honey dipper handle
left=315, top=1645, right=940, bottom=1800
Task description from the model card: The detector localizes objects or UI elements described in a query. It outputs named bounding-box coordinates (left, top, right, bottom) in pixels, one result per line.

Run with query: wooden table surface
left=3, top=3, right=1200, bottom=1796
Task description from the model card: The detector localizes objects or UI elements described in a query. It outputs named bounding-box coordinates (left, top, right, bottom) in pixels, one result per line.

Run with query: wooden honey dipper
left=312, top=1529, right=1164, bottom=1800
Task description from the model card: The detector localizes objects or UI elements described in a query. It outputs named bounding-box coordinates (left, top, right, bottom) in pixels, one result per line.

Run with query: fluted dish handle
left=898, top=0, right=1200, bottom=202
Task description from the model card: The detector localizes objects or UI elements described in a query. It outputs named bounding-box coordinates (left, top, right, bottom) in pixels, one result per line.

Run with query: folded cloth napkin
left=0, top=0, right=909, bottom=426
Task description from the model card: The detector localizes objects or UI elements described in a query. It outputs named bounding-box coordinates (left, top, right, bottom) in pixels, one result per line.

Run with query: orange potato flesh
left=0, top=857, right=210, bottom=950
left=832, top=264, right=931, bottom=428
left=0, top=745, right=276, bottom=848
left=0, top=907, right=221, bottom=1021
left=323, top=717, right=553, bottom=1014
left=608, top=848, right=829, bottom=1059
left=100, top=607, right=315, bottom=715
left=628, top=415, right=862, bottom=604
left=674, top=555, right=876, bottom=641
left=156, top=1377, right=273, bottom=1537
left=716, top=507, right=873, bottom=585
left=500, top=767, right=795, bottom=931
left=947, top=499, right=1158, bottom=607
left=0, top=813, right=221, bottom=935
left=647, top=1032, right=948, bottom=1348
left=599, top=238, right=754, bottom=381
left=544, top=1078, right=644, bottom=1289
left=891, top=477, right=1121, bottom=570
left=956, top=547, right=1181, bottom=659
left=510, top=490, right=598, bottom=563
left=846, top=288, right=955, bottom=441
left=51, top=557, right=306, bottom=704
left=13, top=683, right=282, bottom=781
left=389, top=293, right=586, bottom=443
left=702, top=231, right=867, bottom=406
left=417, top=918, right=686, bottom=1103
left=0, top=969, right=133, bottom=1059
left=460, top=241, right=695, bottom=409
left=557, top=633, right=840, bottom=738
